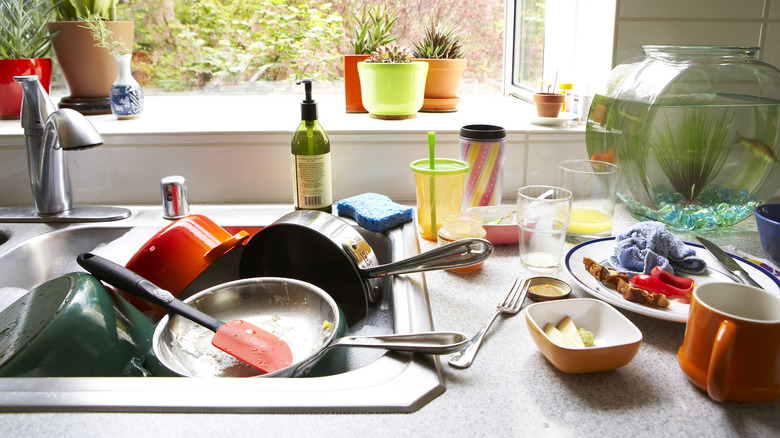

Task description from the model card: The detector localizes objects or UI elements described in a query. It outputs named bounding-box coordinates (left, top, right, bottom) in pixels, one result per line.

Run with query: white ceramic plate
left=564, top=237, right=780, bottom=323
left=530, top=112, right=576, bottom=126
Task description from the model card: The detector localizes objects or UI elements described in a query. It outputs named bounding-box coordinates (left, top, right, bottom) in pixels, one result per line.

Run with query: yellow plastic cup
left=410, top=158, right=470, bottom=241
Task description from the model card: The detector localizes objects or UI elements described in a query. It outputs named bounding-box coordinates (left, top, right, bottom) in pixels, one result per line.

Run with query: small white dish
left=530, top=112, right=576, bottom=126
left=525, top=298, right=643, bottom=373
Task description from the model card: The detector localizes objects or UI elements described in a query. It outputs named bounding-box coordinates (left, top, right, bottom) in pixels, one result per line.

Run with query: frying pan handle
left=361, top=238, right=493, bottom=278
left=291, top=331, right=469, bottom=377
left=77, top=253, right=224, bottom=332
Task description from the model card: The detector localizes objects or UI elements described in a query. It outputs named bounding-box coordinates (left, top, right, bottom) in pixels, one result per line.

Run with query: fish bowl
left=586, top=46, right=780, bottom=230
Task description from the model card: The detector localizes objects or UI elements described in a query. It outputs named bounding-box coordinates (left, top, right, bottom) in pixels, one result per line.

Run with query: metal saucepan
left=238, top=210, right=494, bottom=323
left=142, top=276, right=468, bottom=378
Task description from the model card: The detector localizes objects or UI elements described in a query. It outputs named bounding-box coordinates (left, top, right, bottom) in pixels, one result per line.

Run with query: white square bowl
left=525, top=298, right=643, bottom=373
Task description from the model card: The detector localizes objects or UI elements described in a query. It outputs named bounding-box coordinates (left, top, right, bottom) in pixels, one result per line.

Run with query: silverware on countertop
left=448, top=276, right=531, bottom=369
left=695, top=236, right=764, bottom=290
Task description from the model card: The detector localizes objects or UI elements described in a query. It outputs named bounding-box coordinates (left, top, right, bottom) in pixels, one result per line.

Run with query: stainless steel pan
left=146, top=276, right=467, bottom=378
left=238, top=210, right=493, bottom=324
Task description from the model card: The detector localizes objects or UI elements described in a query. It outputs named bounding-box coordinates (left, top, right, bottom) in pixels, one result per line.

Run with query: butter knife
left=695, top=236, right=764, bottom=290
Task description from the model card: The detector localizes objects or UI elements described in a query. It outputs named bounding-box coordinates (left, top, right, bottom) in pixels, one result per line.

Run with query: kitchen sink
left=0, top=205, right=444, bottom=413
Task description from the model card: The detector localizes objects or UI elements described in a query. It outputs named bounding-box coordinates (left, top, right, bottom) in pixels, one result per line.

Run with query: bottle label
left=292, top=152, right=332, bottom=209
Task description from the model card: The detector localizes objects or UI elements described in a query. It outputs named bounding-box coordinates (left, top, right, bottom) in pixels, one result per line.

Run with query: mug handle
left=707, top=320, right=738, bottom=401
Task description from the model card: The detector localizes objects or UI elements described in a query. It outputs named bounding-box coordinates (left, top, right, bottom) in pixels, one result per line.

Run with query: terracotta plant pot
left=533, top=92, right=565, bottom=117
left=417, top=58, right=467, bottom=111
left=0, top=58, right=52, bottom=119
left=357, top=61, right=429, bottom=119
left=344, top=54, right=369, bottom=113
left=47, top=21, right=134, bottom=114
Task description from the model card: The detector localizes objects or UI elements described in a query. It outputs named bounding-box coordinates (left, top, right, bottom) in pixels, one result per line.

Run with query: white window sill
left=0, top=94, right=583, bottom=141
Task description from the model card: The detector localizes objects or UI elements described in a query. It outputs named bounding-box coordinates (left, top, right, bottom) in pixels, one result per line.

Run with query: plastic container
left=459, top=124, right=506, bottom=209
left=410, top=158, right=470, bottom=241
left=437, top=211, right=487, bottom=273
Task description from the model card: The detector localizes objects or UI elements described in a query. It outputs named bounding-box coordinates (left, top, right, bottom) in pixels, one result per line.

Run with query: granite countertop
left=1, top=202, right=779, bottom=437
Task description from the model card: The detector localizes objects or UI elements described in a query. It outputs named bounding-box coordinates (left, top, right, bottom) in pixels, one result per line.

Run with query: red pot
left=122, top=214, right=249, bottom=321
left=0, top=58, right=52, bottom=119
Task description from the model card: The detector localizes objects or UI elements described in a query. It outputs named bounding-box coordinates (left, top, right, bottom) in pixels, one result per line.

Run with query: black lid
left=459, top=124, right=506, bottom=141
left=297, top=79, right=317, bottom=121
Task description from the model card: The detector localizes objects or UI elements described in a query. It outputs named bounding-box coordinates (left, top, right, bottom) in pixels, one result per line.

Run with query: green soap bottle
left=291, top=79, right=332, bottom=213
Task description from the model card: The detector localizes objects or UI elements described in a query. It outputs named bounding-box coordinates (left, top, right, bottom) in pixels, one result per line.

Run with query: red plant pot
left=0, top=58, right=52, bottom=119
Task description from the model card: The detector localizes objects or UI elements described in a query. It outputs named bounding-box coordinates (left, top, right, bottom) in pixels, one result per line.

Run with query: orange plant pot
left=533, top=93, right=565, bottom=117
left=47, top=21, right=134, bottom=98
left=0, top=58, right=52, bottom=119
left=344, top=54, right=369, bottom=113
left=417, top=58, right=467, bottom=111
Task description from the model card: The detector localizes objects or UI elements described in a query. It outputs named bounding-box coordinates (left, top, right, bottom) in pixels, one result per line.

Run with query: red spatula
left=77, top=252, right=293, bottom=374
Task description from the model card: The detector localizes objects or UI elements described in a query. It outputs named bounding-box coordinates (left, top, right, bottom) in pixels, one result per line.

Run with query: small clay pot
left=533, top=93, right=565, bottom=118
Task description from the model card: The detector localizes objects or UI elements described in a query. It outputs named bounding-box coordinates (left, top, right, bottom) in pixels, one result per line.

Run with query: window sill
left=0, top=94, right=583, bottom=142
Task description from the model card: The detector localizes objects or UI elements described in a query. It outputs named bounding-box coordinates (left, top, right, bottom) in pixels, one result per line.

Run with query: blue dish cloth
left=608, top=221, right=707, bottom=276
left=336, top=193, right=414, bottom=233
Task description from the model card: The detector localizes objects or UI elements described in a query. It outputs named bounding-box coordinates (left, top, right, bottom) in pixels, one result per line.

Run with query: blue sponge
left=336, top=193, right=414, bottom=233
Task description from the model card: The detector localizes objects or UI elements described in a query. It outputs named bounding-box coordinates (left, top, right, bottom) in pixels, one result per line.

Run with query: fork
left=448, top=276, right=531, bottom=369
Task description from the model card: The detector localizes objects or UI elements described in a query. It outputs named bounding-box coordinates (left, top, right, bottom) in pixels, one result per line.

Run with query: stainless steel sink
left=0, top=205, right=444, bottom=413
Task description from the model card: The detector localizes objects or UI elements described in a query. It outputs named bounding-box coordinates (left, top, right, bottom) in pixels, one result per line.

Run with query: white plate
left=530, top=112, right=576, bottom=126
left=564, top=237, right=780, bottom=323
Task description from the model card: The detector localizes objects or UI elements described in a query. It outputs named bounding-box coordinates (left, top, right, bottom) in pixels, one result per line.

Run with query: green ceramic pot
left=0, top=273, right=154, bottom=377
left=357, top=61, right=429, bottom=117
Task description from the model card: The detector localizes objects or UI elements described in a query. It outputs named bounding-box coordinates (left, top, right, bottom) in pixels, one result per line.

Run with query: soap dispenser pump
left=291, top=79, right=333, bottom=213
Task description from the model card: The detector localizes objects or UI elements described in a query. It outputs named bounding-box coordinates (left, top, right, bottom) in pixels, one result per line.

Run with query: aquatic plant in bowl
left=586, top=46, right=780, bottom=230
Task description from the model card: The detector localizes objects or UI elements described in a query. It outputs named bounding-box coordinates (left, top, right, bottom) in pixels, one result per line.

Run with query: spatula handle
left=77, top=252, right=224, bottom=332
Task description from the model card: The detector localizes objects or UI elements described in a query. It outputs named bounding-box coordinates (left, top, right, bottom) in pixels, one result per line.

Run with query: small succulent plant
left=412, top=20, right=465, bottom=60
left=366, top=44, right=413, bottom=63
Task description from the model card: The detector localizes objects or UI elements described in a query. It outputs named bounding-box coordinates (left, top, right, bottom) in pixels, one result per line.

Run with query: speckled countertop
left=2, top=201, right=779, bottom=437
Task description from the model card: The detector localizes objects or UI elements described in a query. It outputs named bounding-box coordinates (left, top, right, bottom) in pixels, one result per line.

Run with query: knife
left=695, top=236, right=764, bottom=290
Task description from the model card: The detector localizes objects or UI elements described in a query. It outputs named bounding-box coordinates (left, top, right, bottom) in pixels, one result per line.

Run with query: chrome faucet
left=0, top=76, right=130, bottom=222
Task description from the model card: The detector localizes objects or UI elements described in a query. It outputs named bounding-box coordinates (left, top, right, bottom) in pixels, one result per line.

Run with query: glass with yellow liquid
left=559, top=160, right=618, bottom=238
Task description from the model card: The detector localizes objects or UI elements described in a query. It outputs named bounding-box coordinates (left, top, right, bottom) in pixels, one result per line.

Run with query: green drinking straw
left=428, top=131, right=437, bottom=235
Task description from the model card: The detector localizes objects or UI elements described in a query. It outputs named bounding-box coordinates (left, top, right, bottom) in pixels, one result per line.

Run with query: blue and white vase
left=110, top=53, right=144, bottom=119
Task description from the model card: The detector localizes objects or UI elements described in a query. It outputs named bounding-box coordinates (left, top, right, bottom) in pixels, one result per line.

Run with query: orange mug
left=678, top=282, right=780, bottom=403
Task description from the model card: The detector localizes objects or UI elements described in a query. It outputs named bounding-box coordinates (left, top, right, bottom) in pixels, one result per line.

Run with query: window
left=503, top=0, right=616, bottom=101
left=54, top=0, right=505, bottom=96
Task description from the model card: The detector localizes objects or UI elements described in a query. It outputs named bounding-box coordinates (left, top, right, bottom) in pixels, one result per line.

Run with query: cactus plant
left=412, top=20, right=465, bottom=60
left=350, top=4, right=398, bottom=55
left=365, top=44, right=413, bottom=63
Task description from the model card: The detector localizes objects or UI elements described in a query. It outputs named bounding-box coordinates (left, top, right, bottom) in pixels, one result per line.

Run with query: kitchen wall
left=614, top=0, right=780, bottom=66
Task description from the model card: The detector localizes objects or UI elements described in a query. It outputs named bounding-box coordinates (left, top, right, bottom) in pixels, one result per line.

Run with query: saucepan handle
left=360, top=238, right=493, bottom=278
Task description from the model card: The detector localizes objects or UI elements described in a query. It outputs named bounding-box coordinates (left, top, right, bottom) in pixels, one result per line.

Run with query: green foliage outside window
left=120, top=0, right=504, bottom=93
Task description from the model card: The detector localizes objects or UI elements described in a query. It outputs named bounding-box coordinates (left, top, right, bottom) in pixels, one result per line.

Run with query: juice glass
left=559, top=160, right=618, bottom=238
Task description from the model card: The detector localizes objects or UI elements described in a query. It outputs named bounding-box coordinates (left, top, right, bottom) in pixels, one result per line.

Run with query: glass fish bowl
left=586, top=46, right=780, bottom=230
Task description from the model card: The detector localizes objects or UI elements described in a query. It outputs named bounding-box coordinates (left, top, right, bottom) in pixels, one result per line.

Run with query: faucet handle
left=161, top=175, right=190, bottom=219
left=14, top=76, right=57, bottom=133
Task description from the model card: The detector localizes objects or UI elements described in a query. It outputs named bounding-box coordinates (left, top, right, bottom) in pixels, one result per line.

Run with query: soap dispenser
left=291, top=79, right=333, bottom=213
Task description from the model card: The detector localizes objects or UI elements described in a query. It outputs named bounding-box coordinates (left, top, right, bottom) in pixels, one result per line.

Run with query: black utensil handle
left=77, top=252, right=224, bottom=332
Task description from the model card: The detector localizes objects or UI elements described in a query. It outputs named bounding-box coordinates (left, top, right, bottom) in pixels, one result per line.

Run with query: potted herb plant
left=357, top=44, right=428, bottom=119
left=0, top=0, right=59, bottom=119
left=412, top=19, right=467, bottom=112
left=534, top=80, right=565, bottom=117
left=344, top=4, right=398, bottom=113
left=47, top=0, right=133, bottom=114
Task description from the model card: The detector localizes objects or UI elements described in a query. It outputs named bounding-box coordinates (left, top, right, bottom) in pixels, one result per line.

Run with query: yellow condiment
left=529, top=283, right=565, bottom=297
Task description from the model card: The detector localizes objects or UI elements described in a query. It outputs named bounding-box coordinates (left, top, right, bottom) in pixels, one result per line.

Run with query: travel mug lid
left=460, top=124, right=506, bottom=141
